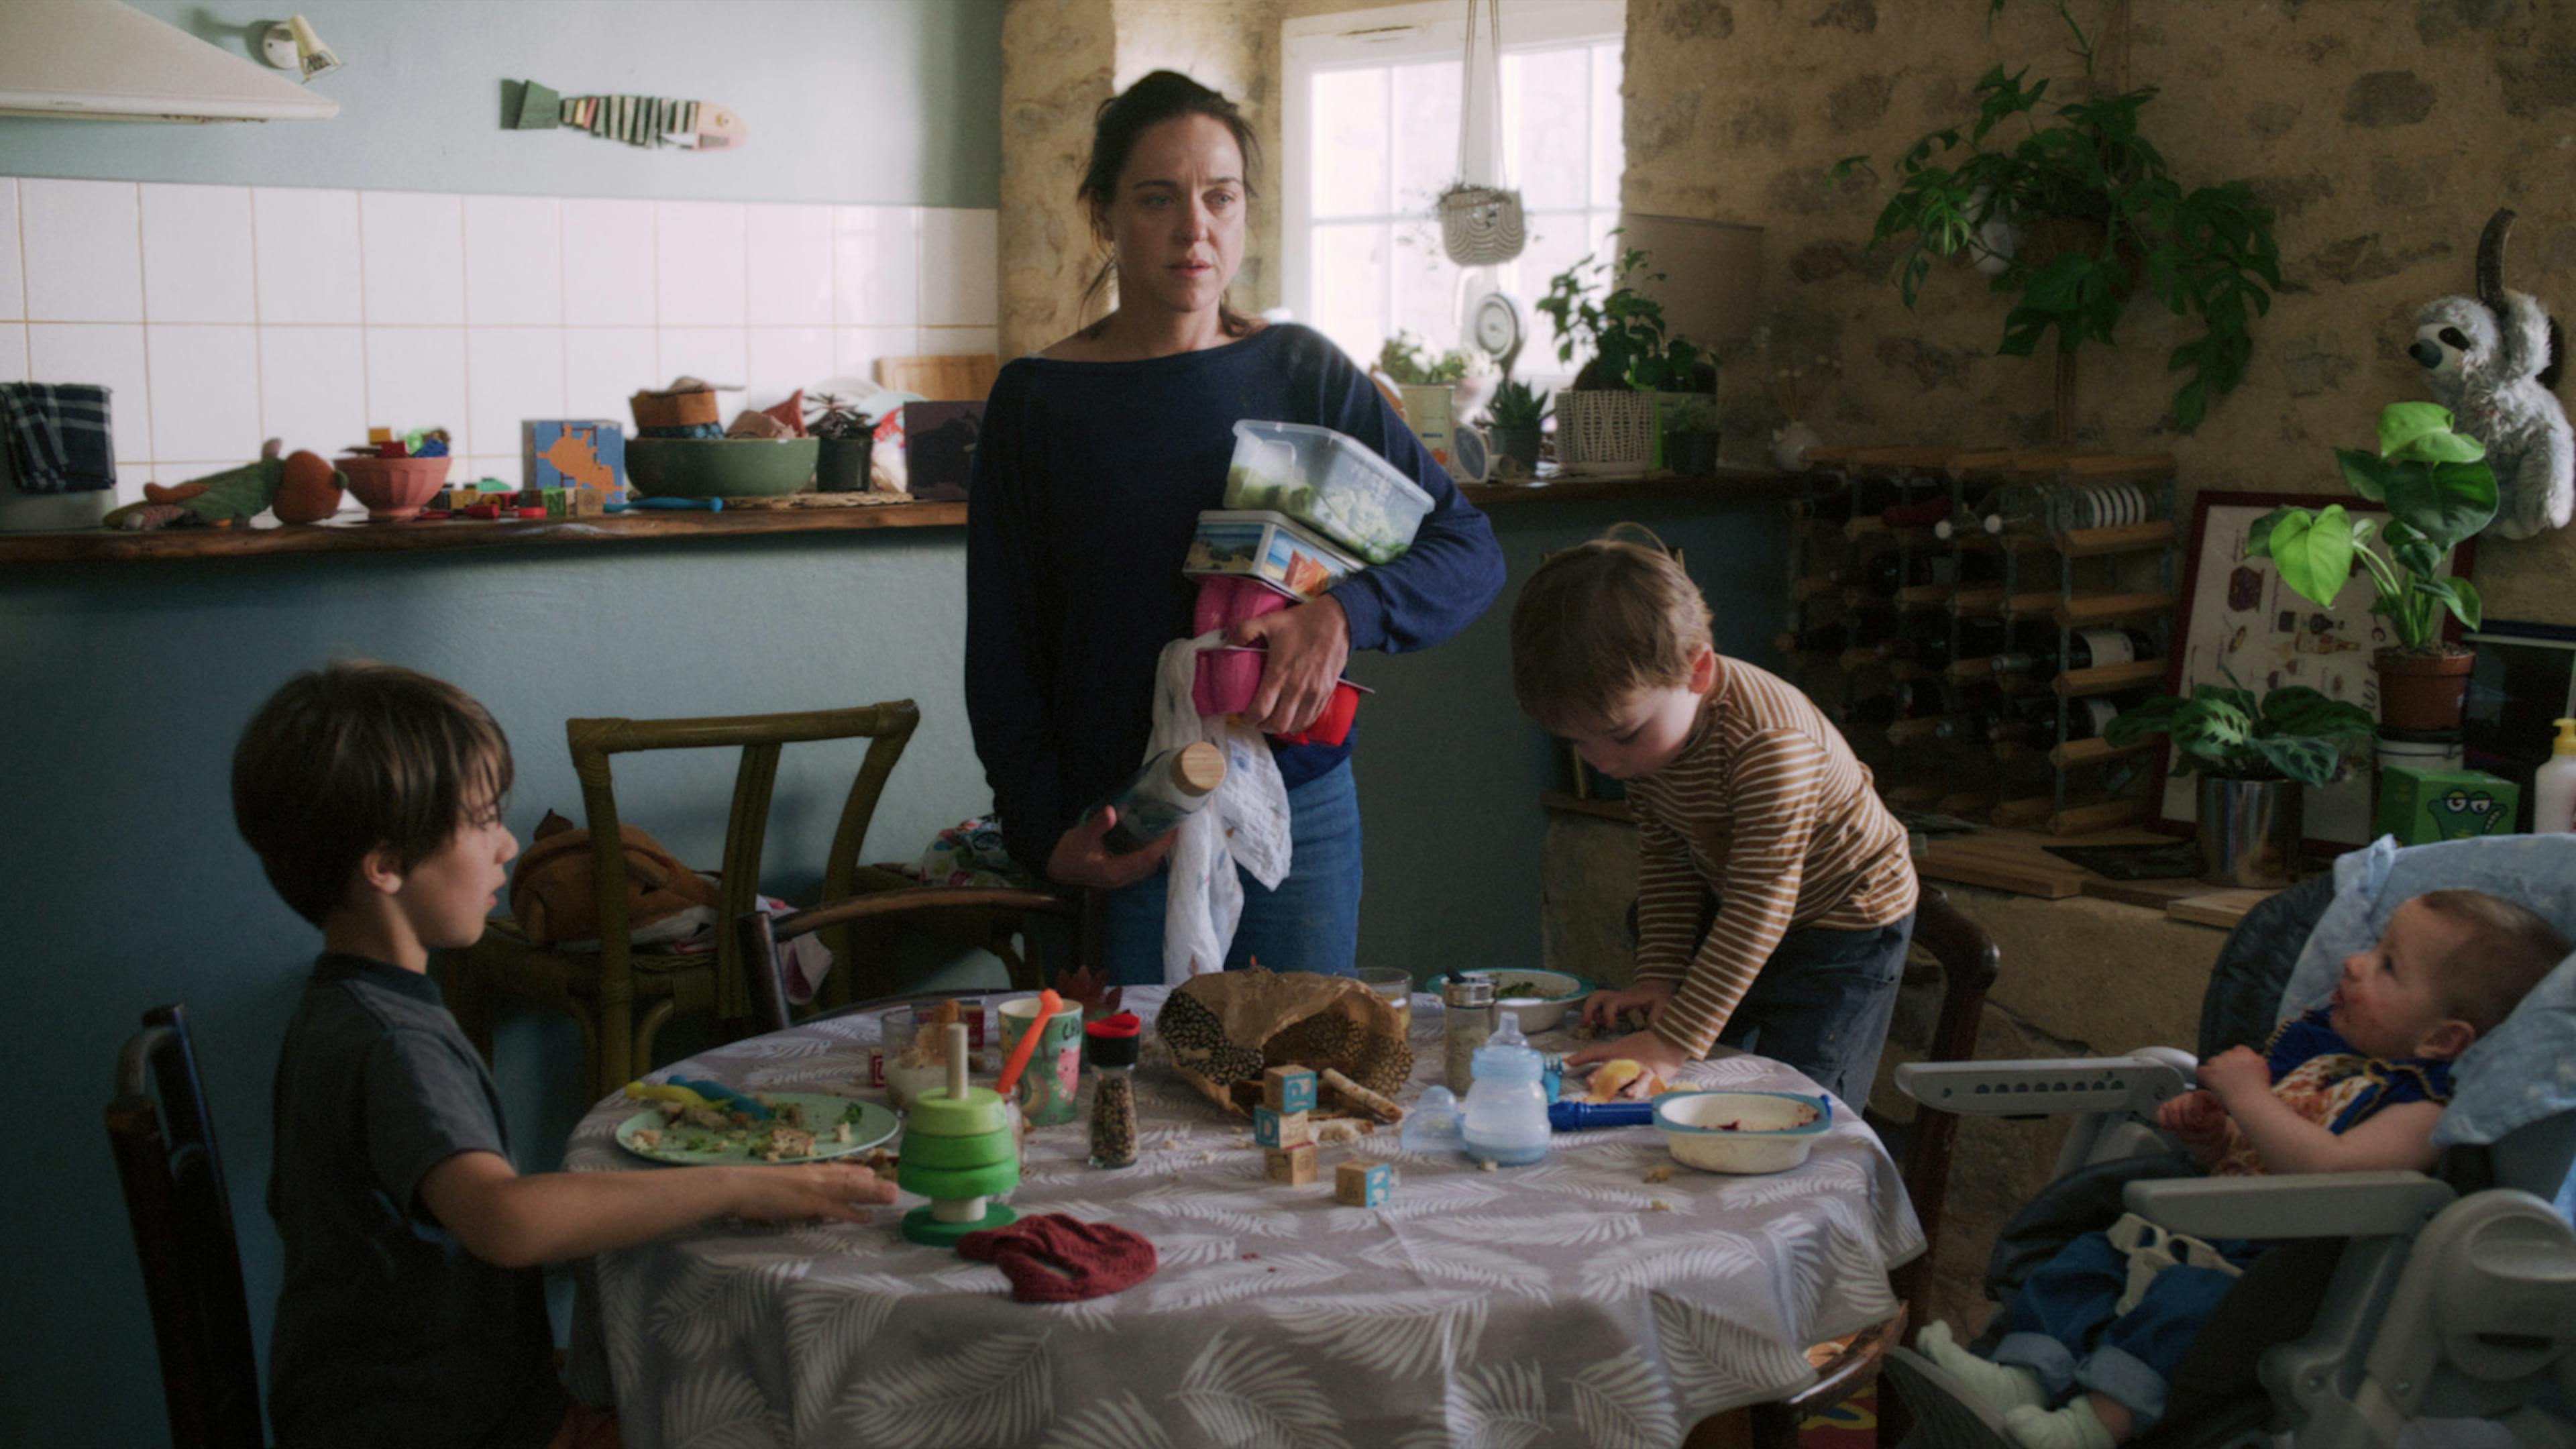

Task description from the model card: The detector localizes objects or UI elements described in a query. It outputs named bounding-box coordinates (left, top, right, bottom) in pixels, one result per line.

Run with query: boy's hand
left=2196, top=1046, right=2272, bottom=1106
left=1580, top=980, right=1674, bottom=1032
left=2155, top=1089, right=2228, bottom=1146
left=730, top=1163, right=898, bottom=1224
left=1045, top=807, right=1175, bottom=890
left=1230, top=596, right=1351, bottom=737
left=1565, top=1028, right=1693, bottom=1083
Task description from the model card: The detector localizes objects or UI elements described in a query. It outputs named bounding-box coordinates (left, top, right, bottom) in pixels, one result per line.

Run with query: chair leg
left=1682, top=1408, right=1758, bottom=1449
left=1746, top=1399, right=1801, bottom=1449
left=627, top=1000, right=679, bottom=1095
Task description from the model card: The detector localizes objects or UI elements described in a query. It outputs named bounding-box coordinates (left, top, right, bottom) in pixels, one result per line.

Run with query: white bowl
left=1653, top=1090, right=1833, bottom=1175
left=1455, top=969, right=1592, bottom=1032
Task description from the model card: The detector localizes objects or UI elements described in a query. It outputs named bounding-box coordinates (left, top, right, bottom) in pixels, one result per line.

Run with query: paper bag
left=1156, top=967, right=1411, bottom=1117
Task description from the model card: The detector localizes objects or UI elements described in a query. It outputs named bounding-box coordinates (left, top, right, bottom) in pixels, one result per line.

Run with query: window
left=1281, top=1, right=1625, bottom=393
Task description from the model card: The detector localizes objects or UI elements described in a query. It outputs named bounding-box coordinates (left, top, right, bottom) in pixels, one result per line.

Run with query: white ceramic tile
left=834, top=205, right=917, bottom=328
left=464, top=454, right=524, bottom=490
left=747, top=327, right=833, bottom=404
left=365, top=326, right=470, bottom=455
left=360, top=191, right=465, bottom=325
left=466, top=327, right=564, bottom=465
left=655, top=201, right=745, bottom=327
left=0, top=180, right=22, bottom=321
left=146, top=325, right=261, bottom=462
left=745, top=203, right=834, bottom=326
left=252, top=188, right=363, bottom=325
left=138, top=184, right=254, bottom=324
left=918, top=325, right=999, bottom=359
left=834, top=326, right=918, bottom=387
left=0, top=325, right=25, bottom=382
left=659, top=327, right=747, bottom=393
left=565, top=327, right=656, bottom=429
left=28, top=324, right=149, bottom=461
left=464, top=194, right=562, bottom=326
left=21, top=178, right=142, bottom=322
left=258, top=327, right=367, bottom=453
left=919, top=208, right=998, bottom=327
left=562, top=197, right=655, bottom=326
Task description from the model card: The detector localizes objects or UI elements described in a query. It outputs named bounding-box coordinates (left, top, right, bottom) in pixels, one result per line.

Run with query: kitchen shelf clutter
left=1774, top=443, right=2181, bottom=837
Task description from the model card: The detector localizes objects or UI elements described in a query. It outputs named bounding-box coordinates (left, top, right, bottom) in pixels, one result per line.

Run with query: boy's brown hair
left=232, top=661, right=513, bottom=926
left=2414, top=888, right=2571, bottom=1033
left=1510, top=529, right=1713, bottom=733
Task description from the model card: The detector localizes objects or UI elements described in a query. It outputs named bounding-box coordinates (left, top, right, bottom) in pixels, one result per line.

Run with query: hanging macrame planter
left=1436, top=0, right=1524, bottom=266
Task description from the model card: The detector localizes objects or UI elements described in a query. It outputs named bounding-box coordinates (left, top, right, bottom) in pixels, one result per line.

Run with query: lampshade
left=1613, top=213, right=1762, bottom=352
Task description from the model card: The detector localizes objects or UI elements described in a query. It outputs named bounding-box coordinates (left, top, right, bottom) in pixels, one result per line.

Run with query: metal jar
left=2197, top=775, right=2302, bottom=888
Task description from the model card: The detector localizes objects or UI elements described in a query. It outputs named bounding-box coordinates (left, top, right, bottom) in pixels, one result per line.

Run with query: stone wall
left=998, top=0, right=1115, bottom=356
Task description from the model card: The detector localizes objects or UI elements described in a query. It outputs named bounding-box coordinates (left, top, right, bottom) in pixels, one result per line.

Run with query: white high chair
left=1880, top=835, right=2576, bottom=1449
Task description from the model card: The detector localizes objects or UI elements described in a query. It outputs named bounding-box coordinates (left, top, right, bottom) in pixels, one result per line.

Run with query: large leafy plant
left=2103, top=674, right=2375, bottom=786
left=1377, top=331, right=1473, bottom=386
left=1535, top=243, right=1711, bottom=393
left=2247, top=402, right=2496, bottom=651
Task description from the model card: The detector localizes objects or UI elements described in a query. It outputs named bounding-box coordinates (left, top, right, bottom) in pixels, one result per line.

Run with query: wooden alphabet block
left=1263, top=1142, right=1316, bottom=1186
left=1264, top=1066, right=1318, bottom=1114
left=1334, top=1159, right=1392, bottom=1208
left=1253, top=1107, right=1312, bottom=1150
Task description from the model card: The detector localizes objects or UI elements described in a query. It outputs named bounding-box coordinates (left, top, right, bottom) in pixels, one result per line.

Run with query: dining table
left=566, top=983, right=1927, bottom=1448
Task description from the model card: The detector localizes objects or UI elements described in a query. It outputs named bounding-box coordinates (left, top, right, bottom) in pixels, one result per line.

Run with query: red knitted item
left=956, top=1214, right=1159, bottom=1302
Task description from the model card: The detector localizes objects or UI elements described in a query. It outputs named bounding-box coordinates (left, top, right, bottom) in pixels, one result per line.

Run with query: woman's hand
left=1564, top=1028, right=1693, bottom=1083
left=727, top=1163, right=899, bottom=1224
left=1046, top=808, right=1175, bottom=890
left=1231, top=595, right=1352, bottom=735
left=1580, top=979, right=1674, bottom=1032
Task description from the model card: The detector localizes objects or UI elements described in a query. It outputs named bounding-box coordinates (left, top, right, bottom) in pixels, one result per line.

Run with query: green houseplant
left=1376, top=331, right=1472, bottom=387
left=1482, top=379, right=1550, bottom=480
left=805, top=392, right=875, bottom=493
left=2104, top=676, right=2375, bottom=885
left=1831, top=32, right=2279, bottom=431
left=2247, top=401, right=2496, bottom=730
left=1536, top=242, right=1712, bottom=475
left=1664, top=396, right=1723, bottom=477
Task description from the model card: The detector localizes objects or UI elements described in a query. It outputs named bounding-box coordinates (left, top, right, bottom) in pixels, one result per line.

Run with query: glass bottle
left=1461, top=1012, right=1551, bottom=1167
left=1990, top=626, right=2161, bottom=680
left=1835, top=682, right=1936, bottom=729
left=1084, top=1013, right=1142, bottom=1169
left=1441, top=977, right=1496, bottom=1095
left=1086, top=741, right=1226, bottom=854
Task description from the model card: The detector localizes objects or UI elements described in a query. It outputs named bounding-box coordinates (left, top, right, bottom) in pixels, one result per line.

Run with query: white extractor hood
left=0, top=0, right=337, bottom=123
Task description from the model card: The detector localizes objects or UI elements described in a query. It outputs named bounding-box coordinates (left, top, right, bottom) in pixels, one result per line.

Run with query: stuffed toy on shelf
left=2409, top=209, right=2573, bottom=539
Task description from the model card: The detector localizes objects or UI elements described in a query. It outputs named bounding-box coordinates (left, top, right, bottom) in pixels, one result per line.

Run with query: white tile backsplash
left=140, top=184, right=256, bottom=325
left=5, top=176, right=991, bottom=476
left=23, top=179, right=142, bottom=323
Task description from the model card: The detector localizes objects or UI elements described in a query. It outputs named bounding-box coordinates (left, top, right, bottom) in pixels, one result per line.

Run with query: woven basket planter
left=1554, top=390, right=1658, bottom=477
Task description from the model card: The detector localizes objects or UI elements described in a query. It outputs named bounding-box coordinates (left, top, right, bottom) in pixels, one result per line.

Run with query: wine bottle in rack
left=1830, top=551, right=2002, bottom=599
left=1933, top=486, right=2010, bottom=541
left=1834, top=682, right=1938, bottom=729
left=1879, top=496, right=1956, bottom=531
left=1779, top=610, right=1900, bottom=656
left=1989, top=626, right=2160, bottom=679
left=1986, top=690, right=2152, bottom=745
left=1786, top=478, right=1899, bottom=523
left=1931, top=682, right=2011, bottom=742
left=1878, top=615, right=2010, bottom=670
left=1981, top=480, right=2170, bottom=537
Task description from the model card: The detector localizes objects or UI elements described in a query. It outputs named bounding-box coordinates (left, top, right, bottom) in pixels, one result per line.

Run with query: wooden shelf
left=1946, top=657, right=1997, bottom=682
left=0, top=499, right=966, bottom=562
left=1461, top=466, right=1803, bottom=509
left=2059, top=453, right=2177, bottom=484
left=2054, top=590, right=2178, bottom=627
left=2055, top=659, right=2167, bottom=697
left=2048, top=799, right=2147, bottom=834
left=2049, top=736, right=2157, bottom=769
left=2055, top=521, right=2177, bottom=557
left=1884, top=717, right=1943, bottom=745
left=1541, top=790, right=1633, bottom=823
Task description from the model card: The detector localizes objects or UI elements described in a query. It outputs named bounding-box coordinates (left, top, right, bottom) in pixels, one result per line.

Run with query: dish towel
left=1151, top=631, right=1293, bottom=985
left=956, top=1214, right=1158, bottom=1302
left=0, top=383, right=116, bottom=494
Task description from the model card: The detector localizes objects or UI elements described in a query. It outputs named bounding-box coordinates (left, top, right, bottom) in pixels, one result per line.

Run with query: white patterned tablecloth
left=567, top=986, right=1925, bottom=1448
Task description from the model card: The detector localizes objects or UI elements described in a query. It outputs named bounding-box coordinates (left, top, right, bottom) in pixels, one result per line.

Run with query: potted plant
left=1829, top=28, right=2279, bottom=432
left=1535, top=242, right=1712, bottom=475
left=2248, top=402, right=2496, bottom=731
left=2103, top=678, right=2375, bottom=885
left=1481, top=379, right=1550, bottom=480
left=1375, top=331, right=1481, bottom=473
left=1664, top=396, right=1723, bottom=477
left=806, top=393, right=875, bottom=493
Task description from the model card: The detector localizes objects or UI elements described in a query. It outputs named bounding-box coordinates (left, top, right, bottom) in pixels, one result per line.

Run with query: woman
left=966, top=70, right=1504, bottom=987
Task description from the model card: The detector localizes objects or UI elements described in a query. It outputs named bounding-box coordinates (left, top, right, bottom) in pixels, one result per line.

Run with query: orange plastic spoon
left=994, top=989, right=1063, bottom=1097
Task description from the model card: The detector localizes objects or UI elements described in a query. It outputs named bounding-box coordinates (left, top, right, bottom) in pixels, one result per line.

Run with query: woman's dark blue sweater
left=965, top=323, right=1505, bottom=876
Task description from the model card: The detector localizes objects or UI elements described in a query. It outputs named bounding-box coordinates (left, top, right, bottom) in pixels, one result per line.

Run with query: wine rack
left=1776, top=444, right=2181, bottom=835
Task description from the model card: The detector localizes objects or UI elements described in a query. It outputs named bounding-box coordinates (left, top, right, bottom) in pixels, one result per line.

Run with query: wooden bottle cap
left=1171, top=740, right=1227, bottom=797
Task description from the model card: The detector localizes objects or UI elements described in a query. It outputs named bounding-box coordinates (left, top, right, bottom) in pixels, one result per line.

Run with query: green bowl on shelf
left=626, top=437, right=818, bottom=498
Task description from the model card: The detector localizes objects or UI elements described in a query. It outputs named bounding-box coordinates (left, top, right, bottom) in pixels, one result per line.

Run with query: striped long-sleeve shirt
left=1627, top=657, right=1918, bottom=1057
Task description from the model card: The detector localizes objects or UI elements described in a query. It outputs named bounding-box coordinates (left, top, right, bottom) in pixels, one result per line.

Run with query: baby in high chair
left=1917, top=888, right=2571, bottom=1449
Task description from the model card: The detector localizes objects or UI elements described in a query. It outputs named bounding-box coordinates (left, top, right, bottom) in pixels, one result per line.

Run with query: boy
left=1917, top=888, right=2570, bottom=1449
left=1510, top=531, right=1919, bottom=1102
left=235, top=662, right=897, bottom=1449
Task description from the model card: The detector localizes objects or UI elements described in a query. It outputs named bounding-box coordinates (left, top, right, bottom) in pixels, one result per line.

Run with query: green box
left=2373, top=766, right=2518, bottom=845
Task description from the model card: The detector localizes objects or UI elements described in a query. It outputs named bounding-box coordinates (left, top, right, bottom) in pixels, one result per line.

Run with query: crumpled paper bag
left=1156, top=967, right=1411, bottom=1117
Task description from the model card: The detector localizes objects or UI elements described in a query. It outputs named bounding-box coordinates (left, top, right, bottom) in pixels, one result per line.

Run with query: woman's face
left=1098, top=113, right=1247, bottom=320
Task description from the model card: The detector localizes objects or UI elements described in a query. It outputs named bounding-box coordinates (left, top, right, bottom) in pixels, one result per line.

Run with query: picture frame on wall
left=2146, top=490, right=2476, bottom=854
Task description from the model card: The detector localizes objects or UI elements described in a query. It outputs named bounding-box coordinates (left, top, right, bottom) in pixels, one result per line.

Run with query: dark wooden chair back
left=1884, top=884, right=2001, bottom=1307
left=104, top=1004, right=264, bottom=1449
left=739, top=885, right=1104, bottom=1035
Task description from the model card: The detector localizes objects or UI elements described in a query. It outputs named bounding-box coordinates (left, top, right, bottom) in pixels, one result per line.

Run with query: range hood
left=0, top=0, right=337, bottom=123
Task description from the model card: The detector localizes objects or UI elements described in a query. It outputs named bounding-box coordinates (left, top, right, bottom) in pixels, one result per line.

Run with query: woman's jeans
left=1103, top=761, right=1362, bottom=986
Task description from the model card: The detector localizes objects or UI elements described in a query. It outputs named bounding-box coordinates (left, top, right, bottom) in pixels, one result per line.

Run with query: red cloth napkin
left=956, top=1214, right=1157, bottom=1302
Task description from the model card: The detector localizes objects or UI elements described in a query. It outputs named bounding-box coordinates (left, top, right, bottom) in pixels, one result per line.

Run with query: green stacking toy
left=898, top=1022, right=1020, bottom=1246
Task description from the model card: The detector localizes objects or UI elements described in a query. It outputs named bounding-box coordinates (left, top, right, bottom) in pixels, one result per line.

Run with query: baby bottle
left=1461, top=1012, right=1550, bottom=1167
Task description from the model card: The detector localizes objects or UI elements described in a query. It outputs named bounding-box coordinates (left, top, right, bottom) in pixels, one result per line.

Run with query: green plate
left=615, top=1093, right=898, bottom=1165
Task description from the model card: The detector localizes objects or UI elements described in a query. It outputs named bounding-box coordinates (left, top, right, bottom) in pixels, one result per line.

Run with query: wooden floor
left=1913, top=826, right=2277, bottom=930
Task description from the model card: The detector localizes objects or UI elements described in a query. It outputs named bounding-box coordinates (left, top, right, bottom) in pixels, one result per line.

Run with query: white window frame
left=1280, top=0, right=1625, bottom=384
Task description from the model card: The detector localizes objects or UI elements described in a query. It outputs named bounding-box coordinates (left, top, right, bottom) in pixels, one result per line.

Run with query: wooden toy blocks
left=1263, top=1142, right=1317, bottom=1185
left=1252, top=1107, right=1313, bottom=1150
left=1334, top=1159, right=1391, bottom=1208
left=1263, top=1066, right=1318, bottom=1114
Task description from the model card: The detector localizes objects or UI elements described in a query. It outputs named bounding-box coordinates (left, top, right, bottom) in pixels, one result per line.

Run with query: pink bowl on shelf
left=1194, top=646, right=1267, bottom=716
left=339, top=455, right=451, bottom=521
left=1192, top=574, right=1297, bottom=637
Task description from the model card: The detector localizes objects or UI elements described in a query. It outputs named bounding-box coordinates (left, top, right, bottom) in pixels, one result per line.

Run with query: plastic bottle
left=2537, top=718, right=2576, bottom=835
left=1461, top=1012, right=1551, bottom=1167
left=1401, top=1085, right=1463, bottom=1155
left=1085, top=741, right=1226, bottom=854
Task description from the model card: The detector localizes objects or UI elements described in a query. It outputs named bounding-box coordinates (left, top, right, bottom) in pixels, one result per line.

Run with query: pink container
left=1194, top=646, right=1267, bottom=716
left=1192, top=573, right=1297, bottom=637
left=339, top=455, right=452, bottom=521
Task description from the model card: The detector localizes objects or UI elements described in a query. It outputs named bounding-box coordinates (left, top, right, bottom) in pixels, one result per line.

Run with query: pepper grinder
left=1441, top=976, right=1496, bottom=1095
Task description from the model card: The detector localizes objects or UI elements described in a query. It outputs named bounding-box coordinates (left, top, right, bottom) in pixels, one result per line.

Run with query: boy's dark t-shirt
left=267, top=953, right=563, bottom=1448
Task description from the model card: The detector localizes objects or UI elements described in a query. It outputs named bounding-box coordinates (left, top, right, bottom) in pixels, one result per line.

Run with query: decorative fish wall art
left=506, top=79, right=746, bottom=150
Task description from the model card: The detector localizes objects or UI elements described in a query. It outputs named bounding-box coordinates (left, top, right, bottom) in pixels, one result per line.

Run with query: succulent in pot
left=1663, top=396, right=1723, bottom=477
left=806, top=392, right=876, bottom=494
left=1481, top=379, right=1550, bottom=480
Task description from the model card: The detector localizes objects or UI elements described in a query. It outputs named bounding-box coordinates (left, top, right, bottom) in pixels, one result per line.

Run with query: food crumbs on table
left=1648, top=1199, right=1674, bottom=1212
left=1479, top=1159, right=1499, bottom=1173
left=1642, top=1165, right=1674, bottom=1184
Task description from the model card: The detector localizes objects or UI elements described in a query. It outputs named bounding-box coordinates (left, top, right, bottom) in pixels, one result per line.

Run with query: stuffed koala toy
left=2410, top=209, right=2573, bottom=539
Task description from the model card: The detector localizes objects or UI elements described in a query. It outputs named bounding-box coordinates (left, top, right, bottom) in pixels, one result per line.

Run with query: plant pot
left=2374, top=648, right=2475, bottom=732
left=1554, top=390, right=1657, bottom=477
left=1770, top=419, right=1821, bottom=471
left=1668, top=431, right=1721, bottom=476
left=816, top=433, right=873, bottom=493
left=1488, top=424, right=1543, bottom=480
left=2197, top=775, right=2302, bottom=888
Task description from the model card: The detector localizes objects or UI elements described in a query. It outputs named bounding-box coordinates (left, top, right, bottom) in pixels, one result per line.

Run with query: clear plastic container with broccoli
left=1224, top=420, right=1434, bottom=566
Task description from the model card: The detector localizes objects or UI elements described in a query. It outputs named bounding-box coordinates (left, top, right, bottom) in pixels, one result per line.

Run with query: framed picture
left=2146, top=491, right=2476, bottom=853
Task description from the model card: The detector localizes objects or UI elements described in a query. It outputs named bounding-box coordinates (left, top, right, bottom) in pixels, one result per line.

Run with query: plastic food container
left=1653, top=1090, right=1833, bottom=1175
left=1183, top=509, right=1363, bottom=600
left=1191, top=573, right=1297, bottom=637
left=1271, top=679, right=1370, bottom=747
left=1225, top=420, right=1433, bottom=565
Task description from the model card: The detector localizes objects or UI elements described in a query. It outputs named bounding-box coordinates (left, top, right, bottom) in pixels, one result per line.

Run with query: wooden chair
left=739, top=885, right=1104, bottom=1035
left=450, top=698, right=1049, bottom=1101
left=873, top=354, right=998, bottom=402
left=105, top=1003, right=265, bottom=1449
left=1692, top=885, right=2001, bottom=1448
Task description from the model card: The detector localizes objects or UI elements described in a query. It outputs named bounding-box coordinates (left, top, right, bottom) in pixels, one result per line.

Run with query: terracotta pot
left=2374, top=647, right=2475, bottom=732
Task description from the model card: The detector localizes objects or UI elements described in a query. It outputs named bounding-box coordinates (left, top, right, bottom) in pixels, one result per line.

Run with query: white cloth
left=1151, top=631, right=1292, bottom=983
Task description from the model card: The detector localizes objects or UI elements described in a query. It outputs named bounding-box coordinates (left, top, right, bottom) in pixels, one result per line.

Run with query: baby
left=1917, top=888, right=2570, bottom=1449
